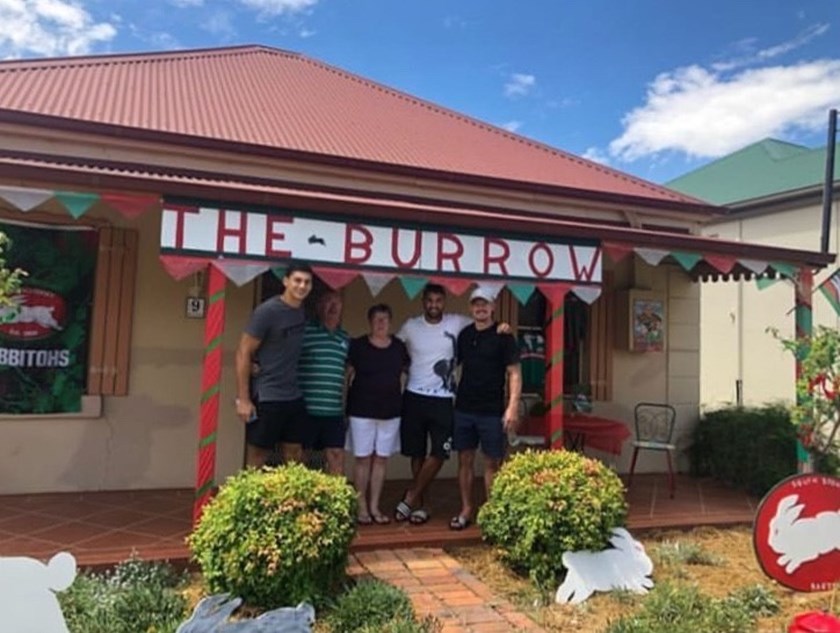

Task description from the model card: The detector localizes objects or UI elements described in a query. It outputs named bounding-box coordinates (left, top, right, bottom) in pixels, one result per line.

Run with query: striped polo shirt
left=298, top=320, right=350, bottom=417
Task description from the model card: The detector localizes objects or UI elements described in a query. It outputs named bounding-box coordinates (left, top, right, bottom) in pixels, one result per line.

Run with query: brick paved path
left=350, top=547, right=544, bottom=632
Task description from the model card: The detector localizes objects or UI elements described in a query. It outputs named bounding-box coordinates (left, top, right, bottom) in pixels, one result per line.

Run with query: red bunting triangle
left=101, top=192, right=160, bottom=218
left=159, top=254, right=209, bottom=280
left=536, top=282, right=572, bottom=303
left=602, top=241, right=635, bottom=263
left=313, top=266, right=359, bottom=289
left=703, top=254, right=737, bottom=274
left=429, top=276, right=474, bottom=296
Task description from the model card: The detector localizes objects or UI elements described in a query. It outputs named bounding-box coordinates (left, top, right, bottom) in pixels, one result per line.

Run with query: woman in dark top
left=346, top=304, right=409, bottom=525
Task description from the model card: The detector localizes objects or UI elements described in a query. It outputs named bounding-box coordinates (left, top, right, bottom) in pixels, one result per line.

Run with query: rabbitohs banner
left=0, top=222, right=97, bottom=414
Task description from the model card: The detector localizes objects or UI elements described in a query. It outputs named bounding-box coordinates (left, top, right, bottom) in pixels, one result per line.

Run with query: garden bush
left=477, top=449, right=627, bottom=588
left=690, top=405, right=797, bottom=495
left=58, top=558, right=187, bottom=633
left=325, top=579, right=418, bottom=633
left=188, top=463, right=357, bottom=609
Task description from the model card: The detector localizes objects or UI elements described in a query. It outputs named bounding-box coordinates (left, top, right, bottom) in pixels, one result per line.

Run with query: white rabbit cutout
left=0, top=552, right=77, bottom=633
left=768, top=494, right=840, bottom=574
left=555, top=527, right=654, bottom=605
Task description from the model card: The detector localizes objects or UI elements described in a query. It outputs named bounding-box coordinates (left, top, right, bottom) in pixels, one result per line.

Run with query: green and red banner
left=0, top=222, right=97, bottom=414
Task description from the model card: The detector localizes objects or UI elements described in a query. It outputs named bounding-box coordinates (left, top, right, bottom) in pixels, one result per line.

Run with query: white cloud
left=504, top=73, right=535, bottom=98
left=713, top=23, right=830, bottom=71
left=0, top=0, right=117, bottom=58
left=299, top=27, right=316, bottom=38
left=500, top=120, right=522, bottom=132
left=609, top=60, right=840, bottom=162
left=201, top=10, right=237, bottom=39
left=582, top=147, right=610, bottom=165
left=443, top=15, right=467, bottom=29
left=170, top=0, right=203, bottom=6
left=238, top=0, right=317, bottom=17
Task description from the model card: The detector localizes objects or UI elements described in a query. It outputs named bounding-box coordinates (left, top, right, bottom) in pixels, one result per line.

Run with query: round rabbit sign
left=753, top=474, right=840, bottom=592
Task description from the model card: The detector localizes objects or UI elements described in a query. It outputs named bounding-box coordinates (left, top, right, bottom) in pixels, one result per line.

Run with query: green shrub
left=652, top=540, right=723, bottom=566
left=59, top=558, right=187, bottom=633
left=605, top=582, right=772, bottom=633
left=477, top=449, right=627, bottom=588
left=326, top=579, right=415, bottom=632
left=188, top=464, right=357, bottom=609
left=690, top=405, right=797, bottom=495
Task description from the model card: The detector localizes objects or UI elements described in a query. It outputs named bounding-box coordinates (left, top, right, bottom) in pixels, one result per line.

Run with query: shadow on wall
left=59, top=395, right=192, bottom=490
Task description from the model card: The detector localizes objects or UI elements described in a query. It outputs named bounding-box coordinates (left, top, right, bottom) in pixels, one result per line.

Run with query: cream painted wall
left=700, top=200, right=840, bottom=409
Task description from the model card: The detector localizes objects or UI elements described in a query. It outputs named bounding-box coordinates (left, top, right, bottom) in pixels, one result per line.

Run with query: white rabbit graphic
left=768, top=494, right=840, bottom=574
left=0, top=552, right=77, bottom=633
left=555, top=527, right=654, bottom=605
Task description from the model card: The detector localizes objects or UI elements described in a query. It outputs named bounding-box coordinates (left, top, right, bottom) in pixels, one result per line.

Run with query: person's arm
left=235, top=333, right=261, bottom=423
left=503, top=363, right=522, bottom=433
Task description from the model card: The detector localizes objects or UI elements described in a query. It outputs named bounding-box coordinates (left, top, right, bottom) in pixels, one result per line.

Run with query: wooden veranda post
left=795, top=267, right=814, bottom=473
left=544, top=285, right=570, bottom=449
left=194, top=264, right=227, bottom=524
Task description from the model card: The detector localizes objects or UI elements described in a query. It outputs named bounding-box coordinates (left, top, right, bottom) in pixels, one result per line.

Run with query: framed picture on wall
left=616, top=290, right=666, bottom=352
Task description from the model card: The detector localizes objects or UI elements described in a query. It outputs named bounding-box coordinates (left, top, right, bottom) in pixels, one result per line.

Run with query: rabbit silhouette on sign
left=768, top=494, right=840, bottom=574
left=0, top=552, right=77, bottom=633
left=555, top=527, right=654, bottom=605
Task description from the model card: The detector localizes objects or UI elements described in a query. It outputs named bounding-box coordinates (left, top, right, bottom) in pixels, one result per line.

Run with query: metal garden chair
left=628, top=402, right=677, bottom=498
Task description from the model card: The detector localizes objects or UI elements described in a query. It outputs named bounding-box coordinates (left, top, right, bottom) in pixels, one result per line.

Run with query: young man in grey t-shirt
left=235, top=262, right=313, bottom=467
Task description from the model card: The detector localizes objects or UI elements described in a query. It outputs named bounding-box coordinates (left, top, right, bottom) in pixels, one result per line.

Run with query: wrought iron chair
left=628, top=403, right=677, bottom=498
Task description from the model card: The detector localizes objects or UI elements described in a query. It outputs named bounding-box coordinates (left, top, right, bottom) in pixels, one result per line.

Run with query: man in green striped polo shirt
left=299, top=290, right=350, bottom=475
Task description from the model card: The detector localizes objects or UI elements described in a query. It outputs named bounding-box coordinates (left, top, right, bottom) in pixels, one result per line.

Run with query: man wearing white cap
left=449, top=285, right=521, bottom=530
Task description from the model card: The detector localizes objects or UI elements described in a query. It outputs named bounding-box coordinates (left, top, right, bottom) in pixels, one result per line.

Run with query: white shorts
left=347, top=416, right=401, bottom=457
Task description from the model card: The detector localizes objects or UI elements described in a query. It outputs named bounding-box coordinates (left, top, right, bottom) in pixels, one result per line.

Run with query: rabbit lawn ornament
left=555, top=527, right=654, bottom=605
left=176, top=594, right=315, bottom=632
left=0, top=552, right=77, bottom=633
left=768, top=494, right=840, bottom=574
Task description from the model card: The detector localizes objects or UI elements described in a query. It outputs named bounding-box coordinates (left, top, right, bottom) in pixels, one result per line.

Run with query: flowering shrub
left=188, top=464, right=357, bottom=608
left=477, top=449, right=627, bottom=588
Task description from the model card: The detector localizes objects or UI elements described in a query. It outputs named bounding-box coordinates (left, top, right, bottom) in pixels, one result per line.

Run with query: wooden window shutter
left=87, top=226, right=138, bottom=395
left=588, top=270, right=614, bottom=401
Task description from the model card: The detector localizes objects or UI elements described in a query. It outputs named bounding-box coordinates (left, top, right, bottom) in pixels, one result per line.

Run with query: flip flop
left=357, top=515, right=373, bottom=525
left=409, top=508, right=430, bottom=525
left=372, top=513, right=391, bottom=525
left=449, top=515, right=471, bottom=531
left=395, top=491, right=413, bottom=522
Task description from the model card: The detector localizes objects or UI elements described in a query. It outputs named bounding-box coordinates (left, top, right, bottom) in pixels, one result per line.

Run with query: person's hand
left=502, top=405, right=519, bottom=433
left=496, top=322, right=512, bottom=334
left=236, top=398, right=256, bottom=424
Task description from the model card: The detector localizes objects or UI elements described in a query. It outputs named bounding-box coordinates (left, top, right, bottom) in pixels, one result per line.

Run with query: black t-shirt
left=347, top=336, right=409, bottom=419
left=456, top=323, right=519, bottom=415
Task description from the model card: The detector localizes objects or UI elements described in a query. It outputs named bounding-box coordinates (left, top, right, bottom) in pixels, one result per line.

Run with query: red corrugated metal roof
left=0, top=45, right=706, bottom=209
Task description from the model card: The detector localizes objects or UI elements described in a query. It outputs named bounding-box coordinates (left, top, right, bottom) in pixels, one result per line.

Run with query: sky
left=0, top=0, right=838, bottom=184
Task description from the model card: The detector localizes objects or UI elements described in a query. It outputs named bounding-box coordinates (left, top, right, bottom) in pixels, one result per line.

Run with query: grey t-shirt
left=245, top=296, right=306, bottom=402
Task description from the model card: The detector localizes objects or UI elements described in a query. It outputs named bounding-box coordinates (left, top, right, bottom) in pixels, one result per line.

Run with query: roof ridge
left=0, top=44, right=298, bottom=72
left=291, top=51, right=699, bottom=204
left=667, top=138, right=788, bottom=185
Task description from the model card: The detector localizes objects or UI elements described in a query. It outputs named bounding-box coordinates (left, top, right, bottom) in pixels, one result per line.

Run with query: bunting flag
left=671, top=251, right=703, bottom=272
left=738, top=259, right=769, bottom=275
left=602, top=241, right=634, bottom=263
left=704, top=254, right=737, bottom=274
left=100, top=192, right=160, bottom=219
left=54, top=191, right=100, bottom=219
left=817, top=268, right=840, bottom=315
left=756, top=276, right=781, bottom=291
left=271, top=266, right=286, bottom=279
left=571, top=285, right=602, bottom=304
left=634, top=247, right=670, bottom=266
left=312, top=266, right=359, bottom=289
left=159, top=254, right=208, bottom=281
left=399, top=276, right=429, bottom=300
left=475, top=281, right=505, bottom=300
left=507, top=282, right=536, bottom=305
left=771, top=262, right=797, bottom=279
left=429, top=275, right=473, bottom=296
left=361, top=271, right=394, bottom=297
left=0, top=185, right=53, bottom=212
left=213, top=260, right=269, bottom=287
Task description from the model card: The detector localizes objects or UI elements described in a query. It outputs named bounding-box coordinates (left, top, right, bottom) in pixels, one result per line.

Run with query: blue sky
left=1, top=0, right=838, bottom=183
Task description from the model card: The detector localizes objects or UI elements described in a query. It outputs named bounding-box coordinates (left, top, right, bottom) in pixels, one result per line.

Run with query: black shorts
left=400, top=391, right=453, bottom=459
left=302, top=414, right=346, bottom=450
left=247, top=398, right=308, bottom=449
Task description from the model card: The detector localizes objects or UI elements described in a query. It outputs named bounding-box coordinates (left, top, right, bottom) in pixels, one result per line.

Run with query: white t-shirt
left=397, top=313, right=472, bottom=398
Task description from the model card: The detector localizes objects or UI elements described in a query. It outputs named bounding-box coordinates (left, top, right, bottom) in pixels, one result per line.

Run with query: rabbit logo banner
left=0, top=222, right=97, bottom=414
left=753, top=474, right=840, bottom=592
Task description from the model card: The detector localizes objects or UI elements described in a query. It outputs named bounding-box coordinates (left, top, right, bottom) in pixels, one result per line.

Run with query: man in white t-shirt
left=394, top=283, right=507, bottom=524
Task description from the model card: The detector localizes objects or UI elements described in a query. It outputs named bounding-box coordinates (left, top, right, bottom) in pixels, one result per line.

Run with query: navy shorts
left=452, top=410, right=506, bottom=460
left=302, top=414, right=346, bottom=450
left=400, top=391, right=453, bottom=459
left=247, top=398, right=308, bottom=449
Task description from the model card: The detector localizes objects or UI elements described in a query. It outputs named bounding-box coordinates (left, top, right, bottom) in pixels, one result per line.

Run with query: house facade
left=0, top=47, right=831, bottom=498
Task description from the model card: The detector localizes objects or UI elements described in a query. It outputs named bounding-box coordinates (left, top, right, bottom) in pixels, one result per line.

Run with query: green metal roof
left=666, top=138, right=840, bottom=205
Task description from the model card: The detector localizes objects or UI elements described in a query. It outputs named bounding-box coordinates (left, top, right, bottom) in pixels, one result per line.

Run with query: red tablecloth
left=563, top=414, right=632, bottom=456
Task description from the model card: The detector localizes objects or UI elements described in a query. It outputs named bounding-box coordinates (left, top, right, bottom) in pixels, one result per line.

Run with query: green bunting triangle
left=755, top=276, right=779, bottom=290
left=771, top=262, right=797, bottom=279
left=399, top=276, right=428, bottom=300
left=54, top=191, right=100, bottom=219
left=271, top=266, right=286, bottom=279
left=507, top=283, right=536, bottom=305
left=671, top=251, right=703, bottom=271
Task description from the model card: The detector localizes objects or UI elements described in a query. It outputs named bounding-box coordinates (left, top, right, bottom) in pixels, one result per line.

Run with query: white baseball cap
left=469, top=286, right=496, bottom=303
